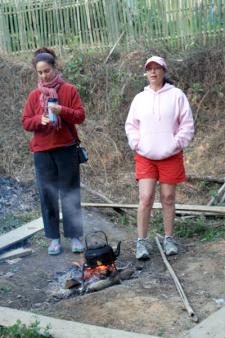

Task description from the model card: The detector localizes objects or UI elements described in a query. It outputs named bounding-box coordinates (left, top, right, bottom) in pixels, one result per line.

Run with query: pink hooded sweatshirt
left=125, top=83, right=194, bottom=160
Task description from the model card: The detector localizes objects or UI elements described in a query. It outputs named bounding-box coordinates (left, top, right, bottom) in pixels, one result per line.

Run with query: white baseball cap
left=145, top=56, right=167, bottom=71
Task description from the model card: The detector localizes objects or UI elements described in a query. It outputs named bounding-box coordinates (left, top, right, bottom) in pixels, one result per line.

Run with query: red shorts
left=135, top=152, right=186, bottom=184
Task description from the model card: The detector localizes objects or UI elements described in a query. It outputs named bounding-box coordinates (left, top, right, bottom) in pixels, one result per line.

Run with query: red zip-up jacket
left=22, top=82, right=85, bottom=152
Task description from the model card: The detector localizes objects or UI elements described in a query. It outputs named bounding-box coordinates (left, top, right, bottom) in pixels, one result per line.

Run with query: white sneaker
left=163, top=237, right=178, bottom=256
left=48, top=239, right=61, bottom=255
left=71, top=238, right=84, bottom=253
left=136, top=239, right=150, bottom=260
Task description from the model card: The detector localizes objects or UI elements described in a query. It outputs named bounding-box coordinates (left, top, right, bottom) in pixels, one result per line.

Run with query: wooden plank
left=81, top=202, right=225, bottom=215
left=0, top=218, right=43, bottom=251
left=0, top=306, right=155, bottom=338
left=0, top=248, right=32, bottom=262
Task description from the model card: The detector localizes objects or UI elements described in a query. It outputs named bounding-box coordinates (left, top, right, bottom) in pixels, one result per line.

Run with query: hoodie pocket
left=138, top=131, right=180, bottom=159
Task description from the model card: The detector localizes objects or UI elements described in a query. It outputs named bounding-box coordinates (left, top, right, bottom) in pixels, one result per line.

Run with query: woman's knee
left=139, top=192, right=154, bottom=207
left=160, top=192, right=175, bottom=206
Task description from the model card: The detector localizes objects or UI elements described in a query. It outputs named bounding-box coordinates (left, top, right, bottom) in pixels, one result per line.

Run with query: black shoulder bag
left=65, top=121, right=88, bottom=164
left=76, top=142, right=88, bottom=164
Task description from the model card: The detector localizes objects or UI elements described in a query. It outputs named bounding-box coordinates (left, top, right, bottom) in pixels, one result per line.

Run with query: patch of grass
left=118, top=212, right=129, bottom=226
left=201, top=223, right=225, bottom=242
left=0, top=320, right=53, bottom=337
left=30, top=231, right=48, bottom=248
left=0, top=211, right=41, bottom=235
left=157, top=327, right=165, bottom=337
left=175, top=217, right=225, bottom=241
left=148, top=213, right=225, bottom=242
left=0, top=286, right=12, bottom=294
left=174, top=216, right=207, bottom=238
left=149, top=212, right=164, bottom=237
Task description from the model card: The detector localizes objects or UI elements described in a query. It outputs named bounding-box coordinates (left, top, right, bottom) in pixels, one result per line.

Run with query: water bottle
left=48, top=98, right=58, bottom=123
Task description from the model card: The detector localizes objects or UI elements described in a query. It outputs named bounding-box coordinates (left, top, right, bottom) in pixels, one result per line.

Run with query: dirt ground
left=0, top=206, right=225, bottom=338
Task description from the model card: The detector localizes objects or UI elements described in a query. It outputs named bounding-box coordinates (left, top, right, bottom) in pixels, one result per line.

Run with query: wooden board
left=0, top=218, right=43, bottom=251
left=0, top=248, right=32, bottom=262
left=0, top=201, right=224, bottom=254
left=81, top=202, right=225, bottom=215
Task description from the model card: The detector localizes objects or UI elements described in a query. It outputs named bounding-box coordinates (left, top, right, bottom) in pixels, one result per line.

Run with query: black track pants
left=34, top=145, right=83, bottom=239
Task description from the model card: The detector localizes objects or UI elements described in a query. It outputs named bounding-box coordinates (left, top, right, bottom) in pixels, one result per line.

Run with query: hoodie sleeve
left=125, top=97, right=140, bottom=151
left=174, top=92, right=194, bottom=149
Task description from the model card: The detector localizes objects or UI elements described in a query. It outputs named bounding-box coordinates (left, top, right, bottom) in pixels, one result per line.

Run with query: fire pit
left=47, top=231, right=134, bottom=300
left=78, top=231, right=121, bottom=292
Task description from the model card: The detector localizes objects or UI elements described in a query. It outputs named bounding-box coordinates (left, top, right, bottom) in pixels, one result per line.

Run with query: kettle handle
left=85, top=230, right=108, bottom=249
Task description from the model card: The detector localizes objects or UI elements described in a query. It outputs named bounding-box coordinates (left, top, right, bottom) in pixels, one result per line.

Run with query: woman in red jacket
left=22, top=47, right=85, bottom=255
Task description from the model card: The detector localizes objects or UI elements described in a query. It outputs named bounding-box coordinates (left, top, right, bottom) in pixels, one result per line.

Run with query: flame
left=83, top=263, right=116, bottom=281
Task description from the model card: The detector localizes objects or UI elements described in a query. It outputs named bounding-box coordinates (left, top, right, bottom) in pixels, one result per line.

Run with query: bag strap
left=63, top=120, right=80, bottom=144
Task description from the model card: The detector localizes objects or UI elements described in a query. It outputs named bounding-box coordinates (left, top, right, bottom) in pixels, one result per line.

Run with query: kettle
left=84, top=231, right=121, bottom=267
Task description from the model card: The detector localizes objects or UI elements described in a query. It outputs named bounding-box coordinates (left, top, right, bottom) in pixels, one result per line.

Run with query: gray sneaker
left=136, top=239, right=150, bottom=260
left=163, top=237, right=178, bottom=256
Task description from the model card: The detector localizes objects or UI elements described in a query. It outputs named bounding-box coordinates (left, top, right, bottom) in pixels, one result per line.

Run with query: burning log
left=86, top=272, right=121, bottom=292
left=64, top=278, right=81, bottom=290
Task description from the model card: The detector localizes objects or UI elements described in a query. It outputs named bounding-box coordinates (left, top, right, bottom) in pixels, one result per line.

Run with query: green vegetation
left=0, top=320, right=53, bottom=338
left=149, top=212, right=225, bottom=242
left=0, top=211, right=41, bottom=236
left=64, top=52, right=90, bottom=101
left=0, top=0, right=224, bottom=54
left=0, top=286, right=12, bottom=294
left=30, top=230, right=48, bottom=248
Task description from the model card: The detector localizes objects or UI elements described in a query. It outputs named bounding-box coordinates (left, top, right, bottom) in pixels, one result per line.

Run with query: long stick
left=155, top=236, right=199, bottom=322
left=104, top=31, right=125, bottom=64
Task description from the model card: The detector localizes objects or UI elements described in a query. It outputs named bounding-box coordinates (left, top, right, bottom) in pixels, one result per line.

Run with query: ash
left=46, top=263, right=136, bottom=302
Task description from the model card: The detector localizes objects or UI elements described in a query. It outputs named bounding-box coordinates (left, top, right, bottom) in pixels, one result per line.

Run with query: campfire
left=48, top=231, right=135, bottom=299
left=72, top=231, right=121, bottom=293
left=82, top=262, right=117, bottom=281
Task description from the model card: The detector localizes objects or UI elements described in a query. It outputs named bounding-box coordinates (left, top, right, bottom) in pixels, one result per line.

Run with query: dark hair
left=32, top=47, right=57, bottom=68
left=163, top=77, right=173, bottom=85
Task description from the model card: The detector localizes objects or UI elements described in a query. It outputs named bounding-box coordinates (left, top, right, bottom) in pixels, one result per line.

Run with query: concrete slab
left=182, top=306, right=225, bottom=338
left=0, top=306, right=159, bottom=338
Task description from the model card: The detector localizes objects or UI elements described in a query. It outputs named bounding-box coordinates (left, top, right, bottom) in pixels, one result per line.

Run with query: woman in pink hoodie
left=125, top=56, right=194, bottom=260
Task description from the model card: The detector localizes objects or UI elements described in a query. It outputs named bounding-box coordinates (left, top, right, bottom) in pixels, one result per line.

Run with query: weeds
left=0, top=286, right=11, bottom=294
left=118, top=213, right=129, bottom=226
left=174, top=216, right=206, bottom=238
left=30, top=230, right=48, bottom=248
left=0, top=211, right=40, bottom=235
left=148, top=213, right=225, bottom=242
left=64, top=53, right=90, bottom=101
left=150, top=212, right=164, bottom=237
left=0, top=320, right=53, bottom=338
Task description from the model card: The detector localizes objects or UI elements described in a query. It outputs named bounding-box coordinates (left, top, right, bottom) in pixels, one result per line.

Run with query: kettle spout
left=114, top=241, right=121, bottom=258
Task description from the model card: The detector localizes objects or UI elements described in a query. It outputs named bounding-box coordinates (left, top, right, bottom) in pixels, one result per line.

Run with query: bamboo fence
left=0, top=0, right=224, bottom=54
